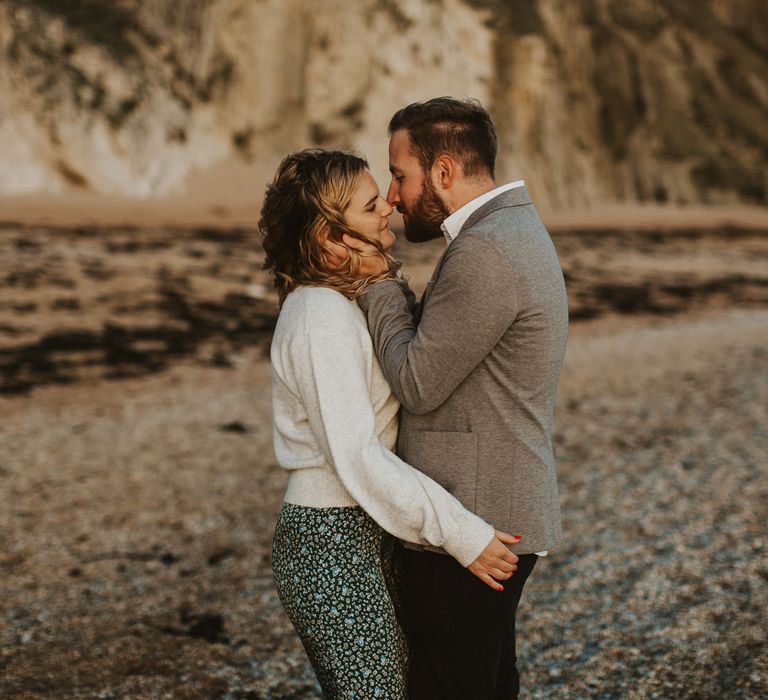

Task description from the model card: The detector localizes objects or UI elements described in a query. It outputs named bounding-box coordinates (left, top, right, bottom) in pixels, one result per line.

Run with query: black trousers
left=396, top=544, right=538, bottom=700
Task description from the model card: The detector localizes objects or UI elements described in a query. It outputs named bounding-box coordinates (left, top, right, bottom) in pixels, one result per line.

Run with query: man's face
left=387, top=129, right=448, bottom=243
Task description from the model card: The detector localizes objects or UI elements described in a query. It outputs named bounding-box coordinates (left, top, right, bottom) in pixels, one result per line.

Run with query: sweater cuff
left=443, top=520, right=495, bottom=568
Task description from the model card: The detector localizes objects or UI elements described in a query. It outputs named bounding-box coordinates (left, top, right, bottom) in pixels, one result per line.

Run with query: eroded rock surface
left=1, top=0, right=767, bottom=207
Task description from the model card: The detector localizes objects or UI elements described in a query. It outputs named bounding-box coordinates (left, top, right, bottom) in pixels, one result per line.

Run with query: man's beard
left=402, top=177, right=449, bottom=243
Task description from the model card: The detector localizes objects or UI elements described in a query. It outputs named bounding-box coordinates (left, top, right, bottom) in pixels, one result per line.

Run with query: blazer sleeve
left=393, top=271, right=419, bottom=318
left=358, top=233, right=517, bottom=414
left=290, top=294, right=494, bottom=567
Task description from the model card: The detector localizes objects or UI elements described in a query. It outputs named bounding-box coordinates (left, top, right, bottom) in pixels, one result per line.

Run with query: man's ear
left=431, top=154, right=458, bottom=192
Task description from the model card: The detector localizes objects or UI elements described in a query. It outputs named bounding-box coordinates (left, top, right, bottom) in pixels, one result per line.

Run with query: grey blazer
left=358, top=187, right=568, bottom=555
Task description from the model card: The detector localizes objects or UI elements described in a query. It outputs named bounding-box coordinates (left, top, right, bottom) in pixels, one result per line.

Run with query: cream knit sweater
left=269, top=286, right=495, bottom=567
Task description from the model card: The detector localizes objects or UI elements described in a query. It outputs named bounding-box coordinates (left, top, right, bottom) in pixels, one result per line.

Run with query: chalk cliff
left=1, top=0, right=766, bottom=208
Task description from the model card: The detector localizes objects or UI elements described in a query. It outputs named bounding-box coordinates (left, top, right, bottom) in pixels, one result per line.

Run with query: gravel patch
left=1, top=310, right=766, bottom=699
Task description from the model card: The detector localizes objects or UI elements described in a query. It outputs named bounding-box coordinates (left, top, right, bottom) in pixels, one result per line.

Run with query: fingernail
left=514, top=536, right=522, bottom=541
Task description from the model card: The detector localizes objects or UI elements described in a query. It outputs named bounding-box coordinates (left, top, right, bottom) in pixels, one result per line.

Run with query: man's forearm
left=358, top=279, right=419, bottom=408
left=359, top=235, right=518, bottom=414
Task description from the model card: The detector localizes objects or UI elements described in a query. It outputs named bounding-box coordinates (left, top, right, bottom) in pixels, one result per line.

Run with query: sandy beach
left=1, top=217, right=767, bottom=698
left=3, top=1, right=767, bottom=694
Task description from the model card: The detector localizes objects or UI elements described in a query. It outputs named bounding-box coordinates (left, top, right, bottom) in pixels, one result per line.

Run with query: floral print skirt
left=272, top=503, right=408, bottom=699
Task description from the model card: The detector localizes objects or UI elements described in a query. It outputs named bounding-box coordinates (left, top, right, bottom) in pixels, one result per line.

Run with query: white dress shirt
left=441, top=180, right=526, bottom=244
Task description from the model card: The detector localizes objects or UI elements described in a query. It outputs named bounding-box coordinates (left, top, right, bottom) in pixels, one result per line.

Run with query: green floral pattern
left=272, top=503, right=408, bottom=699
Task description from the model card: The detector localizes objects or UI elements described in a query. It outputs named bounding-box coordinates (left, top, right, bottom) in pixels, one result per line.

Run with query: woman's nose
left=382, top=199, right=394, bottom=217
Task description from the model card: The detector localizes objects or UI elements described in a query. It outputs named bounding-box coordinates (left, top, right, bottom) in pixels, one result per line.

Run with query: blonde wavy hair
left=259, top=149, right=400, bottom=305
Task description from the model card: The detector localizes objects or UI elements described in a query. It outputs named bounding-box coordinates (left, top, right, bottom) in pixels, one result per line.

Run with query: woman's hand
left=467, top=531, right=521, bottom=591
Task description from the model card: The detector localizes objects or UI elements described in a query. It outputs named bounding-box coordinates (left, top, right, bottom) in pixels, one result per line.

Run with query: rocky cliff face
left=1, top=0, right=766, bottom=208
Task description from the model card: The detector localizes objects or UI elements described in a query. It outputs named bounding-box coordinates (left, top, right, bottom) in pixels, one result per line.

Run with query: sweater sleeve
left=290, top=291, right=494, bottom=567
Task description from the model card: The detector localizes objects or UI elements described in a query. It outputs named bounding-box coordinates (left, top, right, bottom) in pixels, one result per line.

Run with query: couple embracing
left=262, top=97, right=568, bottom=699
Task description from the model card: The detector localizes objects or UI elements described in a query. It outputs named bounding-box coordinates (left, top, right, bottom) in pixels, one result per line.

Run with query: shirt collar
left=441, top=180, right=525, bottom=245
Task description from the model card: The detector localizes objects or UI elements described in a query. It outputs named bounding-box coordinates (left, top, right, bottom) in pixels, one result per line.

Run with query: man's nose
left=386, top=181, right=399, bottom=206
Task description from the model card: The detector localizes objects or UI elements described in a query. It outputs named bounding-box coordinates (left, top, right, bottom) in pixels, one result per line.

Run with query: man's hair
left=388, top=97, right=497, bottom=178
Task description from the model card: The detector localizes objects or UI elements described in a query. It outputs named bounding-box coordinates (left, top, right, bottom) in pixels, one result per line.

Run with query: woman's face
left=344, top=170, right=395, bottom=251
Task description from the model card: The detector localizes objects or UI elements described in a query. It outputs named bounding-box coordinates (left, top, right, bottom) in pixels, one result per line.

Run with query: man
left=343, top=97, right=568, bottom=699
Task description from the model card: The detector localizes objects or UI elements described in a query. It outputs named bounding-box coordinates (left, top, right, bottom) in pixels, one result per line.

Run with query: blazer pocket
left=403, top=430, right=478, bottom=510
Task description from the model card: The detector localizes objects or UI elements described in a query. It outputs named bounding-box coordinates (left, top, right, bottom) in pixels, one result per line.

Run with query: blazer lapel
left=459, top=186, right=533, bottom=235
left=417, top=187, right=533, bottom=313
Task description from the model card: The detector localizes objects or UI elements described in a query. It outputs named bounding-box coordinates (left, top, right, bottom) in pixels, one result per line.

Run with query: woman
left=260, top=149, right=519, bottom=699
